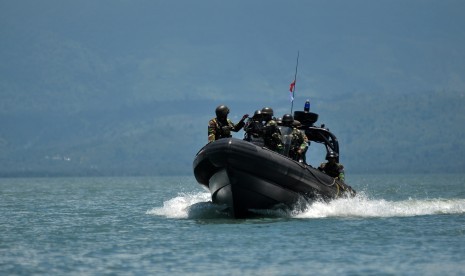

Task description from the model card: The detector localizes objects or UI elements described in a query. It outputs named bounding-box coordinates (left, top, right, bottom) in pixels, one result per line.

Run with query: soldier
left=281, top=114, right=307, bottom=162
left=243, top=110, right=264, bottom=142
left=208, top=105, right=248, bottom=143
left=318, top=151, right=345, bottom=181
left=260, top=107, right=283, bottom=152
left=293, top=119, right=309, bottom=163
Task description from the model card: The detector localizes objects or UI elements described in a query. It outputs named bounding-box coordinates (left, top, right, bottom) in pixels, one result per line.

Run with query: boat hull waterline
left=193, top=138, right=355, bottom=218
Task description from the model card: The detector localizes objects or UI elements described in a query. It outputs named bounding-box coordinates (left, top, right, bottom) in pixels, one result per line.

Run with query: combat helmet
left=326, top=151, right=339, bottom=160
left=261, top=107, right=274, bottom=116
left=215, top=105, right=230, bottom=118
left=261, top=107, right=274, bottom=121
left=282, top=114, right=294, bottom=126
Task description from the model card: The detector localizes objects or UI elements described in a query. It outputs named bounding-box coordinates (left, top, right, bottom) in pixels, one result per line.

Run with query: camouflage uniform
left=208, top=118, right=245, bottom=143
left=300, top=129, right=309, bottom=163
left=258, top=107, right=282, bottom=152
left=318, top=162, right=345, bottom=181
left=243, top=110, right=264, bottom=141
left=292, top=120, right=309, bottom=163
left=262, top=119, right=283, bottom=152
left=289, top=127, right=308, bottom=161
left=208, top=105, right=247, bottom=143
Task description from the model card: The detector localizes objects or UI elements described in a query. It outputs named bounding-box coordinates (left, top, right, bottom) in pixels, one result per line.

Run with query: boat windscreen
left=279, top=126, right=293, bottom=157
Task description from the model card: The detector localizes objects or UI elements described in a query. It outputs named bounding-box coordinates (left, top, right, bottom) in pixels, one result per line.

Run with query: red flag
left=289, top=80, right=295, bottom=102
left=289, top=80, right=296, bottom=92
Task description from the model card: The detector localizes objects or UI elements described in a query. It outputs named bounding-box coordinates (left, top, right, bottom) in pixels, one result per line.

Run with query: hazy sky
left=2, top=0, right=464, bottom=113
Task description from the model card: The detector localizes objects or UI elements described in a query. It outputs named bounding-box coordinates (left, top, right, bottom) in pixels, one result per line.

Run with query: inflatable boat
left=193, top=107, right=355, bottom=218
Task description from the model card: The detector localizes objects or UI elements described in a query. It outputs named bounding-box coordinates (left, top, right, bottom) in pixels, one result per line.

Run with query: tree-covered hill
left=1, top=89, right=464, bottom=177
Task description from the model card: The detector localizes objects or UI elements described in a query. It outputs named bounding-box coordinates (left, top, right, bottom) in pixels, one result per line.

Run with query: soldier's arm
left=232, top=114, right=249, bottom=132
left=208, top=120, right=216, bottom=142
left=338, top=165, right=345, bottom=181
left=298, top=132, right=308, bottom=152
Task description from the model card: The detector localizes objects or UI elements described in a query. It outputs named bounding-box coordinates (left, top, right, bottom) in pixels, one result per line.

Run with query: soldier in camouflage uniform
left=208, top=105, right=248, bottom=143
left=318, top=151, right=345, bottom=181
left=243, top=109, right=264, bottom=142
left=293, top=119, right=309, bottom=163
left=281, top=114, right=308, bottom=161
left=260, top=107, right=283, bottom=152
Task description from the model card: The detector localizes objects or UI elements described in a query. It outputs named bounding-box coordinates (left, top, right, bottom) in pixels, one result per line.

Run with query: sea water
left=1, top=174, right=464, bottom=275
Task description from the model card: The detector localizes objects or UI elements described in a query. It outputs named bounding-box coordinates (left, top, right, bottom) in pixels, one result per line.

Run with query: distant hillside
left=1, top=89, right=464, bottom=177
left=321, top=89, right=465, bottom=173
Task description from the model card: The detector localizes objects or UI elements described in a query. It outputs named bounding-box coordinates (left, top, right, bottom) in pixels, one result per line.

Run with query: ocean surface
left=1, top=174, right=464, bottom=275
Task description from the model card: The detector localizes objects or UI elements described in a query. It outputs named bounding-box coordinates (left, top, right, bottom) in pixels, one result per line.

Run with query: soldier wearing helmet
left=293, top=119, right=309, bottom=163
left=281, top=114, right=294, bottom=127
left=243, top=110, right=264, bottom=142
left=261, top=107, right=274, bottom=122
left=281, top=114, right=308, bottom=162
left=260, top=107, right=283, bottom=152
left=208, top=105, right=248, bottom=143
left=318, top=151, right=345, bottom=181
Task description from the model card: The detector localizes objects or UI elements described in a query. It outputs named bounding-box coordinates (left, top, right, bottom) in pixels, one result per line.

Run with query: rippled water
left=1, top=174, right=464, bottom=275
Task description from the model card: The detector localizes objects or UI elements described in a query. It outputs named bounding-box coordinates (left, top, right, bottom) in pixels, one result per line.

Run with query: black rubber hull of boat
left=193, top=138, right=353, bottom=218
